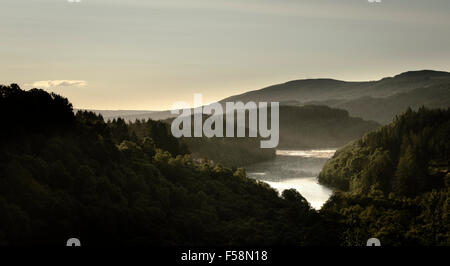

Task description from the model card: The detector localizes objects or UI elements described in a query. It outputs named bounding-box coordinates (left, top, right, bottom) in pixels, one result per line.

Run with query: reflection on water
left=276, top=149, right=336, bottom=158
left=246, top=149, right=336, bottom=210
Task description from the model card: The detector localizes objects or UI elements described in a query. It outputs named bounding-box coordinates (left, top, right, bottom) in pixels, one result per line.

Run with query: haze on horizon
left=1, top=0, right=449, bottom=110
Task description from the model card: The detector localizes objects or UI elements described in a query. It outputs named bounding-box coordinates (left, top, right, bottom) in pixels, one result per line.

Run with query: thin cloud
left=31, top=80, right=87, bottom=88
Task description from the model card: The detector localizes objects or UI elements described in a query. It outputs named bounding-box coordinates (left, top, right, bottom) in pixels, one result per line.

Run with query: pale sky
left=1, top=0, right=449, bottom=110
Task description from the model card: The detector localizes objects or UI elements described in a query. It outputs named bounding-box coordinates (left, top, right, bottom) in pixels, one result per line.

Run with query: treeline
left=0, top=84, right=74, bottom=140
left=319, top=107, right=450, bottom=245
left=0, top=84, right=333, bottom=246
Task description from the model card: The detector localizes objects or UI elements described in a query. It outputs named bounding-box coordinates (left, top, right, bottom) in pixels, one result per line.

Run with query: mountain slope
left=318, top=107, right=450, bottom=246
left=220, top=70, right=450, bottom=124
left=221, top=70, right=450, bottom=104
left=324, top=83, right=450, bottom=124
left=318, top=107, right=450, bottom=195
left=277, top=105, right=379, bottom=149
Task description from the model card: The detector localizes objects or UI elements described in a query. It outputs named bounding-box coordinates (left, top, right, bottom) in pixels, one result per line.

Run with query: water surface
left=246, top=149, right=336, bottom=209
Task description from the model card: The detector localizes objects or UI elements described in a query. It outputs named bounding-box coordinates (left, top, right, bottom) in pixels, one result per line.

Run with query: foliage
left=319, top=107, right=450, bottom=245
left=1, top=84, right=448, bottom=246
left=0, top=84, right=331, bottom=246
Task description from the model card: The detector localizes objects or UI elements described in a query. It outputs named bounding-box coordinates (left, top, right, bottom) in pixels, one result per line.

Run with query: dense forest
left=319, top=107, right=450, bottom=245
left=0, top=84, right=334, bottom=246
left=0, top=84, right=448, bottom=246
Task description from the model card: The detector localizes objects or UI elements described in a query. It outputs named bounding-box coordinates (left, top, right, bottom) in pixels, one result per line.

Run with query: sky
left=1, top=0, right=449, bottom=110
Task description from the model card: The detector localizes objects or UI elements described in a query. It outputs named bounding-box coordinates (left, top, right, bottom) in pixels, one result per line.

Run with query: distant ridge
left=219, top=69, right=450, bottom=124
left=73, top=109, right=176, bottom=122
left=393, top=69, right=450, bottom=78
left=81, top=70, right=450, bottom=123
left=221, top=70, right=450, bottom=103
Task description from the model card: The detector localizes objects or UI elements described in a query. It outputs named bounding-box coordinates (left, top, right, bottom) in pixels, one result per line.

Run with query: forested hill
left=317, top=108, right=450, bottom=245
left=173, top=105, right=379, bottom=168
left=277, top=105, right=379, bottom=149
left=319, top=107, right=450, bottom=195
left=0, top=84, right=333, bottom=246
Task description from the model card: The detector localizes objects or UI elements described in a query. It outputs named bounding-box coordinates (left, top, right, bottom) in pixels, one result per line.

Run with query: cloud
left=31, top=80, right=87, bottom=88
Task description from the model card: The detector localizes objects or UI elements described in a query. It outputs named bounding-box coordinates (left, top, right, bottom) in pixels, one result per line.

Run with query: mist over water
left=246, top=149, right=336, bottom=210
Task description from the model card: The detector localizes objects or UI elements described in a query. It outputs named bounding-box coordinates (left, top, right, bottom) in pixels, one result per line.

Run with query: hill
left=167, top=105, right=379, bottom=167
left=221, top=70, right=450, bottom=124
left=277, top=105, right=379, bottom=149
left=318, top=107, right=450, bottom=245
left=308, top=83, right=450, bottom=124
left=222, top=70, right=450, bottom=103
left=318, top=107, right=449, bottom=194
